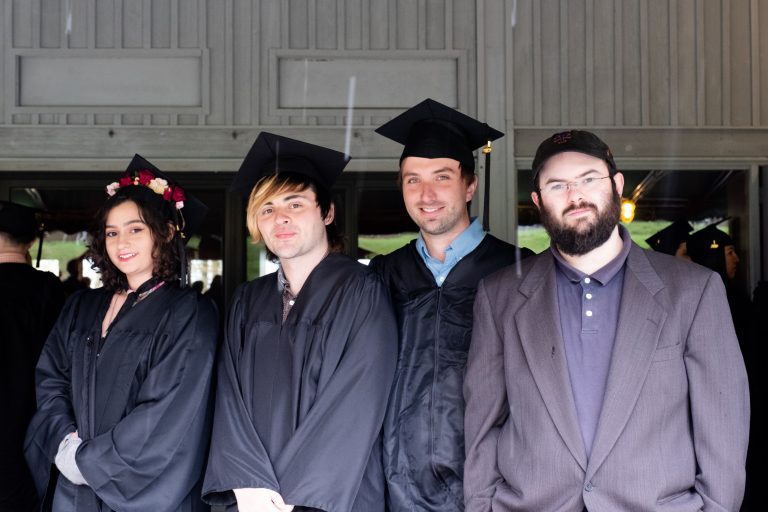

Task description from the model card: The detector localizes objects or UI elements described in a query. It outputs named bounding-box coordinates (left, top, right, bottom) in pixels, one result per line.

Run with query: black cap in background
left=687, top=223, right=735, bottom=259
left=0, top=201, right=39, bottom=244
left=532, top=130, right=617, bottom=187
left=375, top=98, right=504, bottom=171
left=645, top=219, right=693, bottom=255
left=231, top=132, right=350, bottom=198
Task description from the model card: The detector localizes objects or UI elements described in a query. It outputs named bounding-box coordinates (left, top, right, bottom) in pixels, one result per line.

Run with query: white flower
left=175, top=201, right=185, bottom=210
left=106, top=182, right=120, bottom=196
left=148, top=178, right=168, bottom=195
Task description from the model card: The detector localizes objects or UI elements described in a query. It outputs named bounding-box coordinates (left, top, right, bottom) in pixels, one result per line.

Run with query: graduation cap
left=0, top=200, right=39, bottom=243
left=532, top=130, right=617, bottom=186
left=110, top=154, right=208, bottom=242
left=375, top=98, right=505, bottom=231
left=0, top=200, right=48, bottom=266
left=686, top=221, right=735, bottom=277
left=106, top=154, right=209, bottom=286
left=231, top=132, right=350, bottom=198
left=645, top=219, right=693, bottom=255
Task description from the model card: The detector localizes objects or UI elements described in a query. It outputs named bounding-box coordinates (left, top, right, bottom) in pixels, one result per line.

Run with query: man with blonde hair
left=203, top=133, right=397, bottom=512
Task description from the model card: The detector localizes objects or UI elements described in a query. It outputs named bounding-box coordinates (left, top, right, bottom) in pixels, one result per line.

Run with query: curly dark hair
left=87, top=187, right=180, bottom=291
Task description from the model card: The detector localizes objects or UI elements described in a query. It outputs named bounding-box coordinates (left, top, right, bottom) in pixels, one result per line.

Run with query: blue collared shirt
left=416, top=217, right=486, bottom=286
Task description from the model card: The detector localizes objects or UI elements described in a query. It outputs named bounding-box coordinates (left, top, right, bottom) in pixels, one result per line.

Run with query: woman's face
left=105, top=200, right=156, bottom=289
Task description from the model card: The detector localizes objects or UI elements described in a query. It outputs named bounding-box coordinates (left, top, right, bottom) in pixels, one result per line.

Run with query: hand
left=233, top=488, right=294, bottom=511
left=54, top=432, right=88, bottom=486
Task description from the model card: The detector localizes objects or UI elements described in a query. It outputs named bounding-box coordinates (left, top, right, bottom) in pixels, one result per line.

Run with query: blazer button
left=584, top=482, right=594, bottom=492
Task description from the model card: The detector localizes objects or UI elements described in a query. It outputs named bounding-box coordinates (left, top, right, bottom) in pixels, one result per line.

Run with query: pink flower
left=175, top=201, right=185, bottom=210
left=106, top=182, right=120, bottom=196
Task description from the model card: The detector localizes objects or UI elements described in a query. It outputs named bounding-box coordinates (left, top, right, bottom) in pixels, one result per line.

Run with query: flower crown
left=106, top=169, right=186, bottom=210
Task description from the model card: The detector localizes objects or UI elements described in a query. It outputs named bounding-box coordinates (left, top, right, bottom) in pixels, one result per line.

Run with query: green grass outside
left=29, top=240, right=89, bottom=274
left=359, top=220, right=709, bottom=257
left=357, top=233, right=418, bottom=258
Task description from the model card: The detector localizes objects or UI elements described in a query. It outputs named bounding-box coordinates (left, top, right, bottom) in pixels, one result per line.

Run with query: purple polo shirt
left=551, top=225, right=632, bottom=458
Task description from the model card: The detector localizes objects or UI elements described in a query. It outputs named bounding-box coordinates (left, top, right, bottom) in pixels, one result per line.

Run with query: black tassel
left=35, top=222, right=45, bottom=267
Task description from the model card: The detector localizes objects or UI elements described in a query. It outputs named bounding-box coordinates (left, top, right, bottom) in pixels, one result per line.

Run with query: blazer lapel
left=586, top=245, right=667, bottom=478
left=516, top=253, right=588, bottom=471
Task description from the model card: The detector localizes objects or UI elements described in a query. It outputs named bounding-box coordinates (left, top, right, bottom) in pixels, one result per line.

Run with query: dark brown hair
left=87, top=187, right=180, bottom=291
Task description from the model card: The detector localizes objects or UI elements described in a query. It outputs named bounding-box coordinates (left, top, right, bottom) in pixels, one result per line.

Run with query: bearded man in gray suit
left=463, top=130, right=749, bottom=512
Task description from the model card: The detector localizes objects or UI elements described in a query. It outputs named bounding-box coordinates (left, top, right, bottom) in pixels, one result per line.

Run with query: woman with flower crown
left=24, top=155, right=218, bottom=512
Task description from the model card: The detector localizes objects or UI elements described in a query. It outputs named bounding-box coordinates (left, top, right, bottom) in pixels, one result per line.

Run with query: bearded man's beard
left=539, top=188, right=621, bottom=256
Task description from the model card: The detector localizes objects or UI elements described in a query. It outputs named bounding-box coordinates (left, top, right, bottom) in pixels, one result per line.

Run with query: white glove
left=233, top=488, right=294, bottom=512
left=54, top=432, right=88, bottom=486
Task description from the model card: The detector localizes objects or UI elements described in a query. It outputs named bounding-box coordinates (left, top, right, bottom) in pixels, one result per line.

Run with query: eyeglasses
left=539, top=175, right=612, bottom=196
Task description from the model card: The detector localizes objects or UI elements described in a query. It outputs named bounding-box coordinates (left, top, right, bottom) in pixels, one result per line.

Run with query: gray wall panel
left=12, top=0, right=31, bottom=48
left=122, top=0, right=143, bottom=48
left=151, top=0, right=171, bottom=48
left=396, top=0, right=417, bottom=50
left=512, top=0, right=533, bottom=126
left=40, top=0, right=60, bottom=48
left=95, top=0, right=115, bottom=48
left=592, top=0, right=615, bottom=126
left=729, top=0, right=752, bottom=126
left=316, top=0, right=337, bottom=50
left=289, top=0, right=308, bottom=49
left=566, top=0, right=586, bottom=126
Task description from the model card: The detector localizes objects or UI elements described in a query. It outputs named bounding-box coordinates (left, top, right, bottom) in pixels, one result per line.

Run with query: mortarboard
left=687, top=223, right=734, bottom=255
left=686, top=221, right=735, bottom=277
left=532, top=130, right=617, bottom=186
left=231, top=132, right=350, bottom=198
left=109, top=154, right=208, bottom=242
left=0, top=200, right=48, bottom=266
left=645, top=219, right=693, bottom=255
left=0, top=201, right=39, bottom=244
left=375, top=98, right=505, bottom=230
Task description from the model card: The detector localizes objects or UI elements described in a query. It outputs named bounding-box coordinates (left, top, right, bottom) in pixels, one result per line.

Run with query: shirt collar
left=0, top=251, right=29, bottom=264
left=551, top=224, right=632, bottom=285
left=277, top=264, right=291, bottom=294
left=416, top=216, right=486, bottom=266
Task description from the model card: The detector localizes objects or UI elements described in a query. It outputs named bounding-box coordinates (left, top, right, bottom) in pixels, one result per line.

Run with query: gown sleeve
left=24, top=292, right=83, bottom=498
left=74, top=293, right=217, bottom=512
left=275, top=273, right=398, bottom=512
left=202, top=285, right=281, bottom=507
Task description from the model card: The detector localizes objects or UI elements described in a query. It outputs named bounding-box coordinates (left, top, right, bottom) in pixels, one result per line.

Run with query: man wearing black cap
left=0, top=201, right=65, bottom=511
left=464, top=130, right=749, bottom=511
left=371, top=99, right=531, bottom=512
left=203, top=133, right=397, bottom=512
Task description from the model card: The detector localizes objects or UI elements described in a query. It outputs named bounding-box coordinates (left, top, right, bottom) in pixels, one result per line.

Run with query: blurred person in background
left=0, top=201, right=66, bottom=512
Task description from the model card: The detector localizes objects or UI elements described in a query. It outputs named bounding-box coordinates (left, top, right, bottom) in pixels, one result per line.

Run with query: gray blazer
left=464, top=244, right=749, bottom=512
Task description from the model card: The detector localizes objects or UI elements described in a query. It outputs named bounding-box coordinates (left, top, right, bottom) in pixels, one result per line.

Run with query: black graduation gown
left=202, top=253, right=397, bottom=512
left=1, top=263, right=65, bottom=511
left=24, top=281, right=218, bottom=512
left=369, top=236, right=531, bottom=512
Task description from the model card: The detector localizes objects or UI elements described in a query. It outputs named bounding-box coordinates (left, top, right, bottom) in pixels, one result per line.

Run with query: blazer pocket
left=651, top=343, right=683, bottom=362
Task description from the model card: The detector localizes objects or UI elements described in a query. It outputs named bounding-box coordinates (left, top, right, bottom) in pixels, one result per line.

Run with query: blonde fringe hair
left=245, top=174, right=309, bottom=243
